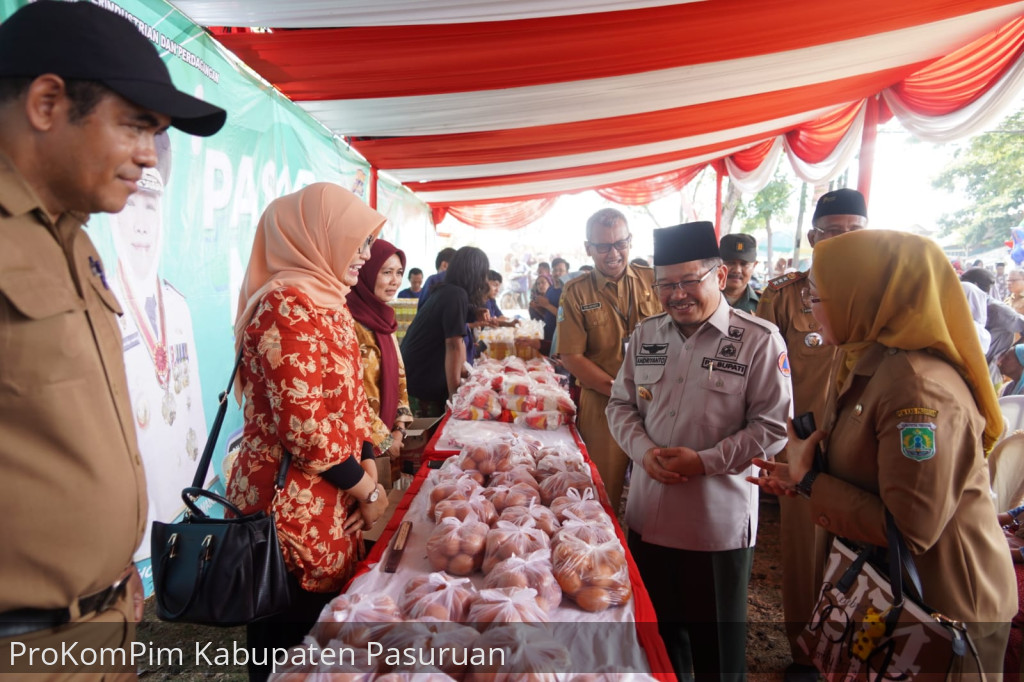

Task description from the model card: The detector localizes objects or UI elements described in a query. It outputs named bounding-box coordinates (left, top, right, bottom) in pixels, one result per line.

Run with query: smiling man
left=556, top=208, right=660, bottom=512
left=607, top=221, right=791, bottom=681
left=720, top=233, right=760, bottom=313
left=0, top=1, right=224, bottom=675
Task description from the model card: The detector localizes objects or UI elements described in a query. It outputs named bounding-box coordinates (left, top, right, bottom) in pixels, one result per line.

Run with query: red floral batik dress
left=226, top=286, right=376, bottom=592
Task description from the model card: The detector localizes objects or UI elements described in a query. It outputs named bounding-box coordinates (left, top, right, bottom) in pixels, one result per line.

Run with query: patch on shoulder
left=766, top=271, right=806, bottom=291
left=898, top=422, right=937, bottom=461
left=777, top=351, right=791, bottom=377
left=895, top=407, right=939, bottom=420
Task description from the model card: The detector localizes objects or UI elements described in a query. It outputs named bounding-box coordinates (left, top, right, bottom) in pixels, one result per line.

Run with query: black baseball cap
left=0, top=1, right=226, bottom=137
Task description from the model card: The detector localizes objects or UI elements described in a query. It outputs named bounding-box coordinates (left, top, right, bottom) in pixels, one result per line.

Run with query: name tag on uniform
left=701, top=357, right=747, bottom=376
left=636, top=343, right=668, bottom=365
left=581, top=302, right=602, bottom=311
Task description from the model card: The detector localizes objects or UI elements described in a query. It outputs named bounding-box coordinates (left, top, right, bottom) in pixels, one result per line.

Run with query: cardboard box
left=400, top=415, right=444, bottom=473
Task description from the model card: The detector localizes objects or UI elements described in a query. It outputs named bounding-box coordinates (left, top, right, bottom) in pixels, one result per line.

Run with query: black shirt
left=401, top=283, right=470, bottom=402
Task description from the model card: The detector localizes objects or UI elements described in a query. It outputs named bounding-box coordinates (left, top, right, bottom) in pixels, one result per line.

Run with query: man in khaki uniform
left=556, top=208, right=660, bottom=511
left=0, top=2, right=224, bottom=677
left=754, top=187, right=866, bottom=682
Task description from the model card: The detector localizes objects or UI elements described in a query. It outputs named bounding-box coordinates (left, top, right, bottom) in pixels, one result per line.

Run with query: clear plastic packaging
left=310, top=592, right=402, bottom=648
left=484, top=549, right=563, bottom=612
left=538, top=470, right=597, bottom=505
left=550, top=530, right=631, bottom=612
left=549, top=487, right=611, bottom=526
left=434, top=488, right=499, bottom=526
left=499, top=500, right=561, bottom=537
left=481, top=482, right=542, bottom=513
left=426, top=515, right=490, bottom=576
left=398, top=572, right=478, bottom=622
left=429, top=476, right=484, bottom=520
left=481, top=519, right=550, bottom=574
left=465, top=587, right=549, bottom=627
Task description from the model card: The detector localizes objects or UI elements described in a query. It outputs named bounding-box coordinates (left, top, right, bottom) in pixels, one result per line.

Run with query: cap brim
left=104, top=78, right=226, bottom=137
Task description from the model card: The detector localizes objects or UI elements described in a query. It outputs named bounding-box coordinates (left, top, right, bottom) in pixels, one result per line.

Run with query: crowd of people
left=3, top=3, right=1024, bottom=682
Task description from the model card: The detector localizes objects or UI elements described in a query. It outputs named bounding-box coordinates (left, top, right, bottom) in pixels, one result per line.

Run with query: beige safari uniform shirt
left=0, top=154, right=147, bottom=611
left=756, top=271, right=838, bottom=429
left=354, top=322, right=414, bottom=452
left=607, top=300, right=792, bottom=551
left=554, top=263, right=660, bottom=375
left=809, top=344, right=1015, bottom=630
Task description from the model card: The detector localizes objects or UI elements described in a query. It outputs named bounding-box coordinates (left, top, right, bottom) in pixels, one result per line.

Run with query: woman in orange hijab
left=751, top=230, right=1014, bottom=674
left=225, top=183, right=389, bottom=681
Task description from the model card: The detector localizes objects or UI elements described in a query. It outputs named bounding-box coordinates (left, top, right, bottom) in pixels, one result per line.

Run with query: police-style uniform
left=110, top=267, right=208, bottom=564
left=0, top=154, right=144, bottom=654
left=808, top=344, right=1015, bottom=673
left=607, top=226, right=790, bottom=680
left=555, top=263, right=660, bottom=510
left=727, top=283, right=760, bottom=313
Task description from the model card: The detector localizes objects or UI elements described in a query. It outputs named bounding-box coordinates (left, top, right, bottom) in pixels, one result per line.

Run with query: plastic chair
left=1000, top=395, right=1024, bottom=435
left=990, top=431, right=1024, bottom=512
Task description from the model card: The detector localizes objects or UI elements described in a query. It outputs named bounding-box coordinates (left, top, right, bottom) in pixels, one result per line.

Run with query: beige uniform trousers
left=579, top=387, right=629, bottom=513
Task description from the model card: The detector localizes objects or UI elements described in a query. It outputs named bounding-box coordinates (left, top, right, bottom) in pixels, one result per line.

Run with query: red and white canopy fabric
left=176, top=0, right=1024, bottom=228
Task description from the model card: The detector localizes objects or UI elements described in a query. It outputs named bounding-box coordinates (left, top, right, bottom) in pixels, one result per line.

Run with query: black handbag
left=151, top=343, right=292, bottom=626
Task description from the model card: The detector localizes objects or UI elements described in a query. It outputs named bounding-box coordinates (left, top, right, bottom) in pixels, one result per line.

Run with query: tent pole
left=714, top=163, right=724, bottom=240
left=857, top=95, right=879, bottom=208
left=369, top=166, right=379, bottom=209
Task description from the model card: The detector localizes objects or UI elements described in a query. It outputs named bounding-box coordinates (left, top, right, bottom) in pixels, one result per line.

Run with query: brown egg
left=448, top=553, right=476, bottom=576
left=421, top=602, right=451, bottom=621
left=428, top=551, right=449, bottom=572
left=574, top=586, right=611, bottom=612
left=556, top=569, right=582, bottom=595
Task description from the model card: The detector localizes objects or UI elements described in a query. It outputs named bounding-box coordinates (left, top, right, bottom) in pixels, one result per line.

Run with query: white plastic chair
left=999, top=395, right=1024, bottom=436
left=989, top=431, right=1024, bottom=512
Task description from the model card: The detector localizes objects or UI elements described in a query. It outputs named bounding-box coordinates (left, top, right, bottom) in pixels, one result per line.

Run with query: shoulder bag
left=150, top=342, right=291, bottom=626
left=797, top=510, right=983, bottom=681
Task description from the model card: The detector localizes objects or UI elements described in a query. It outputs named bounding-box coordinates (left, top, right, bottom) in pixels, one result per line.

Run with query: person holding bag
left=225, top=183, right=389, bottom=681
left=346, top=238, right=414, bottom=476
left=751, top=230, right=1015, bottom=675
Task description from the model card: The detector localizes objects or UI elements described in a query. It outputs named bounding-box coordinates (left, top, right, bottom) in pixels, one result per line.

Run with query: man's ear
left=24, top=74, right=67, bottom=132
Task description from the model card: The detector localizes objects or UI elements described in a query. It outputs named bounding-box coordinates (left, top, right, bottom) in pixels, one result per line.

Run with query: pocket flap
left=0, top=270, right=81, bottom=319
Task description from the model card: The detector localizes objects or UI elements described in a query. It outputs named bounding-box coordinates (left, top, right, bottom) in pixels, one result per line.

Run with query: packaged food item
left=457, top=441, right=514, bottom=477
left=481, top=519, right=550, bottom=574
left=436, top=458, right=486, bottom=486
left=467, top=625, right=572, bottom=682
left=533, top=445, right=587, bottom=480
left=513, top=411, right=568, bottom=431
left=538, top=470, right=596, bottom=505
left=499, top=500, right=561, bottom=537
left=398, top=572, right=477, bottom=622
left=550, top=532, right=631, bottom=612
left=270, top=636, right=375, bottom=680
left=434, top=490, right=499, bottom=526
left=481, top=482, right=541, bottom=513
left=487, top=466, right=540, bottom=492
left=426, top=515, right=490, bottom=576
left=552, top=511, right=617, bottom=547
left=484, top=549, right=562, bottom=612
left=310, top=593, right=402, bottom=648
left=429, top=476, right=484, bottom=520
left=549, top=487, right=610, bottom=526
left=466, top=587, right=549, bottom=627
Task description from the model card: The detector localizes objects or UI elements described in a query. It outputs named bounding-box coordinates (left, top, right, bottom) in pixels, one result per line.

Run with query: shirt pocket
left=0, top=271, right=88, bottom=388
left=698, top=369, right=746, bottom=435
left=582, top=305, right=609, bottom=330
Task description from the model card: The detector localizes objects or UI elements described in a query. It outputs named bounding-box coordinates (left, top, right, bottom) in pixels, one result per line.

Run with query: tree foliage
left=933, top=108, right=1024, bottom=250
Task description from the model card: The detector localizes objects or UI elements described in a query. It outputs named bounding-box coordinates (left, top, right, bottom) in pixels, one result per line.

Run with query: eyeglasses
left=359, top=233, right=376, bottom=252
left=812, top=224, right=865, bottom=239
left=587, top=235, right=632, bottom=254
left=654, top=266, right=717, bottom=294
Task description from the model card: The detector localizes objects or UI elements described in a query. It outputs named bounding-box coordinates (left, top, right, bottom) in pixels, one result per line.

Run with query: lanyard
left=603, top=271, right=634, bottom=331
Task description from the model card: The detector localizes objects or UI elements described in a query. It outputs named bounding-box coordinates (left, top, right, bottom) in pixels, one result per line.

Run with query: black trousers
left=628, top=530, right=754, bottom=682
left=246, top=572, right=335, bottom=682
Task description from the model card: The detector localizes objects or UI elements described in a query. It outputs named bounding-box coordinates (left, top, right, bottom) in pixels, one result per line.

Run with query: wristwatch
left=365, top=487, right=381, bottom=504
left=795, top=470, right=819, bottom=499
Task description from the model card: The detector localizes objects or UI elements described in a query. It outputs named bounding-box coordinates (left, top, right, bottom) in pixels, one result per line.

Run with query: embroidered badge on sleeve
left=777, top=351, right=791, bottom=377
left=898, top=422, right=937, bottom=461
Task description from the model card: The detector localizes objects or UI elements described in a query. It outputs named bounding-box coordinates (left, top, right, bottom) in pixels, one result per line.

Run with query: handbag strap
left=884, top=509, right=925, bottom=610
left=190, top=342, right=246, bottom=489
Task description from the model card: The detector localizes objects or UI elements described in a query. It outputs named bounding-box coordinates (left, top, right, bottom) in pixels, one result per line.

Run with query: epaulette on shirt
left=728, top=307, right=777, bottom=335
left=765, top=271, right=807, bottom=291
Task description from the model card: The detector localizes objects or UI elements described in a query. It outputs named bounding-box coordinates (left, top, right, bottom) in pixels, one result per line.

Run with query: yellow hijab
left=811, top=230, right=1001, bottom=451
left=233, top=183, right=386, bottom=398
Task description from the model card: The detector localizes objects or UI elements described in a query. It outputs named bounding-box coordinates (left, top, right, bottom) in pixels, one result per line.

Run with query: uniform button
left=818, top=515, right=829, bottom=528
left=809, top=322, right=817, bottom=330
left=669, top=410, right=676, bottom=417
left=677, top=377, right=684, bottom=383
left=887, top=347, right=898, bottom=355
left=854, top=404, right=863, bottom=415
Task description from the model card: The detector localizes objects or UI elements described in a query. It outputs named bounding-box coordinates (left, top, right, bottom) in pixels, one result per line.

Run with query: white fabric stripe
left=883, top=47, right=1024, bottom=141
left=385, top=104, right=838, bottom=182
left=172, top=0, right=701, bottom=27
left=725, top=138, right=786, bottom=194
left=410, top=141, right=765, bottom=203
left=298, top=4, right=1024, bottom=137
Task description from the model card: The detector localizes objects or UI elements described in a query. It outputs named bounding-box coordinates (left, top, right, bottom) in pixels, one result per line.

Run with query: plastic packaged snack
left=481, top=519, right=550, bottom=574
left=426, top=515, right=490, bottom=576
left=513, top=411, right=568, bottom=431
left=484, top=549, right=562, bottom=612
left=398, top=572, right=478, bottom=622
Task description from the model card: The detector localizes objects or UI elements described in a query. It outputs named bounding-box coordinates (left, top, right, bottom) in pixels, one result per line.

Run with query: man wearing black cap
left=720, top=233, right=760, bottom=313
left=754, top=187, right=866, bottom=682
left=0, top=1, right=225, bottom=673
left=607, top=221, right=791, bottom=681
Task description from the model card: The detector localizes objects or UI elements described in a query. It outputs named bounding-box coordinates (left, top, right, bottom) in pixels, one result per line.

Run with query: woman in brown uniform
left=752, top=229, right=1015, bottom=675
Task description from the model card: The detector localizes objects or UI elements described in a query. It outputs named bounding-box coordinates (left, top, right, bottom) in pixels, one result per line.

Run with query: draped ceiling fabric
left=175, top=0, right=1024, bottom=229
